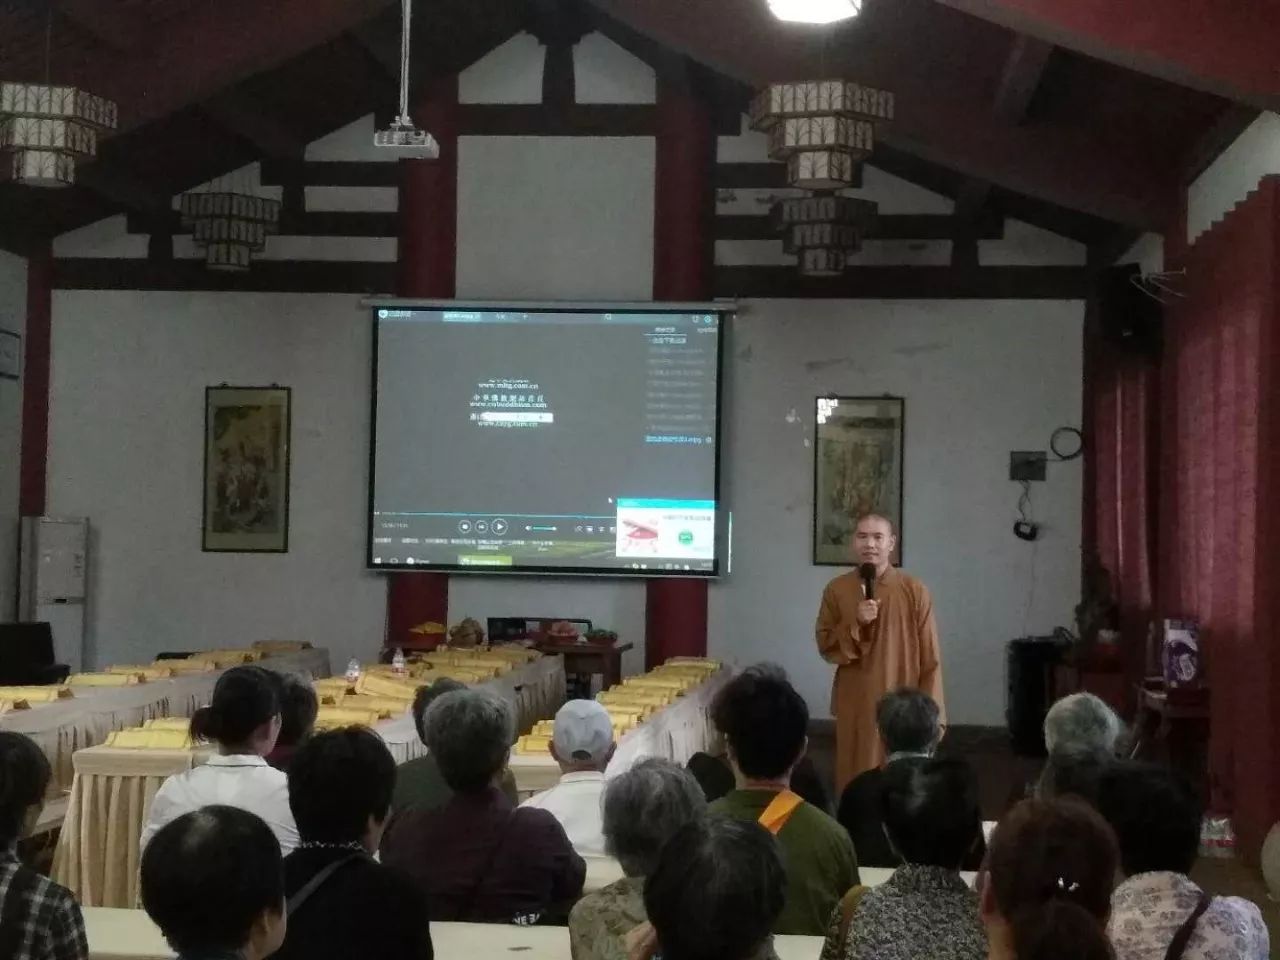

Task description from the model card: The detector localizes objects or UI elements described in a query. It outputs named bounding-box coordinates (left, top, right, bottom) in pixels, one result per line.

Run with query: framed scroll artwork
left=813, top=396, right=905, bottom=566
left=202, top=386, right=291, bottom=552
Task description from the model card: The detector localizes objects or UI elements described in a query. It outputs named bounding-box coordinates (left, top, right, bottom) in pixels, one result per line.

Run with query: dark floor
left=807, top=726, right=1279, bottom=958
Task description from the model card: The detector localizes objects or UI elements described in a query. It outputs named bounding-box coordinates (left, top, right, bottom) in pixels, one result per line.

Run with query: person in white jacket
left=141, top=665, right=298, bottom=854
left=520, top=699, right=616, bottom=858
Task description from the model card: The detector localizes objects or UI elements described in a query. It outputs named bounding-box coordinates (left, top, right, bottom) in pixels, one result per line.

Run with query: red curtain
left=1083, top=298, right=1160, bottom=702
left=1157, top=176, right=1280, bottom=852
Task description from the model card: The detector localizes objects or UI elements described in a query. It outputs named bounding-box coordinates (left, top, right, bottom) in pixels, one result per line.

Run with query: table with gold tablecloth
left=0, top=648, right=330, bottom=793
left=54, top=654, right=565, bottom=909
left=508, top=665, right=731, bottom=796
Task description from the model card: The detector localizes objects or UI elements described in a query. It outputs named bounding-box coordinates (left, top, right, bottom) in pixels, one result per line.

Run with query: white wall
left=710, top=300, right=1083, bottom=725
left=1188, top=112, right=1280, bottom=244
left=0, top=251, right=27, bottom=620
left=47, top=292, right=385, bottom=670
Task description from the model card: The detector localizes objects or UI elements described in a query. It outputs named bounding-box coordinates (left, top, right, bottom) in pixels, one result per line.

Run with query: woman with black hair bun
left=982, top=797, right=1118, bottom=960
left=141, top=665, right=298, bottom=853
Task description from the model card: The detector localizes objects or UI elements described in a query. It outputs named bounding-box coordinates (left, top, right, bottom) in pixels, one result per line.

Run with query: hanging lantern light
left=772, top=194, right=877, bottom=276
left=0, top=82, right=117, bottom=188
left=750, top=80, right=893, bottom=190
left=179, top=191, right=281, bottom=272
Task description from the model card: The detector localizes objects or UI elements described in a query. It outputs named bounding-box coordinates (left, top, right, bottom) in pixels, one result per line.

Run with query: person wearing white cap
left=520, top=699, right=617, bottom=858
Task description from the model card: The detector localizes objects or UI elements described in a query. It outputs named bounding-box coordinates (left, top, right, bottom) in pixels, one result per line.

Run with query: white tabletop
left=84, top=910, right=827, bottom=960
left=578, top=859, right=974, bottom=896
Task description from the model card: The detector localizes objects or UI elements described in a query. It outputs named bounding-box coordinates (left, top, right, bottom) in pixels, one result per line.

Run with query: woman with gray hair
left=1036, top=693, right=1123, bottom=804
left=568, top=759, right=706, bottom=960
left=1043, top=693, right=1122, bottom=755
left=381, top=689, right=585, bottom=924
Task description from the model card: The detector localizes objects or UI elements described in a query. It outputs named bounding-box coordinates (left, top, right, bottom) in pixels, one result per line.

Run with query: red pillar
left=19, top=245, right=52, bottom=518
left=385, top=77, right=458, bottom=651
left=646, top=75, right=715, bottom=669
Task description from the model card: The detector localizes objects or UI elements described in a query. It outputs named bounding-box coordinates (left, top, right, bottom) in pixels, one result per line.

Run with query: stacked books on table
left=104, top=717, right=194, bottom=750
left=0, top=685, right=73, bottom=704
left=68, top=672, right=145, bottom=687
left=308, top=647, right=536, bottom=730
left=106, top=665, right=177, bottom=681
left=514, top=657, right=720, bottom=756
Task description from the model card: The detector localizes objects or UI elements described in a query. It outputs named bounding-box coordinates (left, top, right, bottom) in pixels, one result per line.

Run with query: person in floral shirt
left=1098, top=762, right=1269, bottom=960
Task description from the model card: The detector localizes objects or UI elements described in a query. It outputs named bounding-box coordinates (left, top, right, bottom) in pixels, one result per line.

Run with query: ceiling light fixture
left=750, top=80, right=894, bottom=191
left=179, top=190, right=281, bottom=272
left=772, top=194, right=878, bottom=276
left=0, top=3, right=117, bottom=188
left=767, top=0, right=861, bottom=25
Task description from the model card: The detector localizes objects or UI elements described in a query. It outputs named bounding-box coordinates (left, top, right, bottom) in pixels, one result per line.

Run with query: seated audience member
left=1098, top=762, right=1269, bottom=960
left=141, top=665, right=298, bottom=853
left=821, top=758, right=986, bottom=960
left=1043, top=693, right=1123, bottom=755
left=275, top=727, right=433, bottom=960
left=1034, top=694, right=1122, bottom=800
left=382, top=689, right=585, bottom=924
left=709, top=664, right=859, bottom=936
left=265, top=673, right=317, bottom=771
left=687, top=751, right=832, bottom=814
left=835, top=687, right=941, bottom=868
left=982, top=798, right=1118, bottom=960
left=640, top=817, right=786, bottom=960
left=1037, top=745, right=1111, bottom=806
left=569, top=759, right=707, bottom=960
left=0, top=732, right=87, bottom=960
left=140, top=806, right=286, bottom=960
left=521, top=699, right=617, bottom=857
left=391, top=678, right=518, bottom=817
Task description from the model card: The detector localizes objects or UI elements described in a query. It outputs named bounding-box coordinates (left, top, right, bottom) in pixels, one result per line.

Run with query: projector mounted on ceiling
left=767, top=0, right=861, bottom=24
left=374, top=0, right=440, bottom=158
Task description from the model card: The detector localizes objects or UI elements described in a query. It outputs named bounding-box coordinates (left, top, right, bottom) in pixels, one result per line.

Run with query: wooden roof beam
left=58, top=0, right=147, bottom=53
left=201, top=92, right=307, bottom=160
left=77, top=0, right=396, bottom=135
left=932, top=0, right=1280, bottom=110
left=75, top=163, right=171, bottom=219
left=993, top=35, right=1054, bottom=124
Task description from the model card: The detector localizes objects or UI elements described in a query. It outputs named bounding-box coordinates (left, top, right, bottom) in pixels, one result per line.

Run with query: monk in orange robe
left=815, top=514, right=945, bottom=792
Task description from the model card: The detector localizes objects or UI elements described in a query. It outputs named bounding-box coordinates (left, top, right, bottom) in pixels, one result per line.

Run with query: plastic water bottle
left=391, top=647, right=407, bottom=677
left=344, top=658, right=361, bottom=684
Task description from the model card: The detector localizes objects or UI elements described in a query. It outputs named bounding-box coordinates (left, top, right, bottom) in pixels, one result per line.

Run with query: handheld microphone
left=859, top=562, right=877, bottom=601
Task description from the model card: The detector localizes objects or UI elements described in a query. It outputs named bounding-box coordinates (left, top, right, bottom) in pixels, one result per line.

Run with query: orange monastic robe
left=815, top=566, right=945, bottom=792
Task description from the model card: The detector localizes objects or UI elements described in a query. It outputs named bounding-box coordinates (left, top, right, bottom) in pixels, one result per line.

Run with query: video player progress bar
left=378, top=512, right=613, bottom=519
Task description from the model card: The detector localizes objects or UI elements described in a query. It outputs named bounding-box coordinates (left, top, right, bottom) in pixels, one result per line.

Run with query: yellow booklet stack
left=108, top=665, right=176, bottom=680
left=186, top=649, right=263, bottom=668
left=105, top=726, right=193, bottom=749
left=313, top=706, right=384, bottom=730
left=252, top=640, right=313, bottom=654
left=68, top=672, right=143, bottom=687
left=0, top=686, right=72, bottom=702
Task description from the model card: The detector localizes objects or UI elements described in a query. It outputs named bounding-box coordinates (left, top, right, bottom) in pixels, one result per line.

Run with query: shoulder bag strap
left=1164, top=891, right=1213, bottom=960
left=758, top=790, right=804, bottom=835
left=287, top=854, right=363, bottom=916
